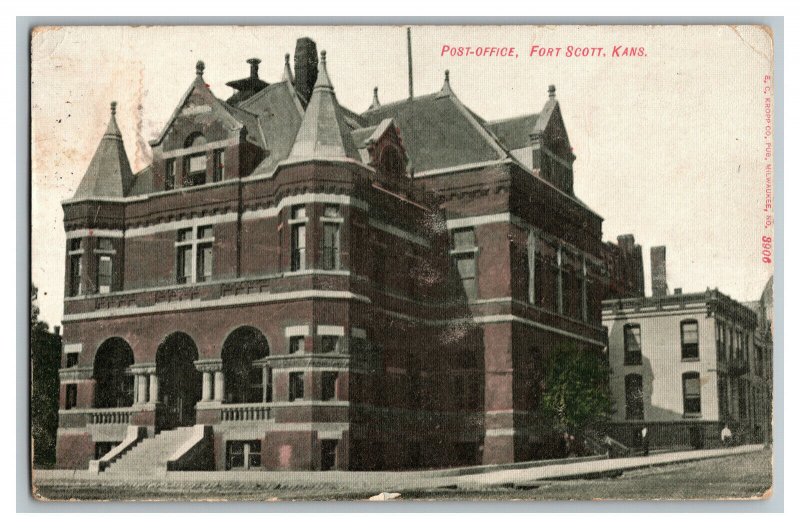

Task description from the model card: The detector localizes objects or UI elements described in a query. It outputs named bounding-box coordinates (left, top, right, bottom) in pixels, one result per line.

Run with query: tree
left=539, top=344, right=612, bottom=435
left=30, top=283, right=61, bottom=468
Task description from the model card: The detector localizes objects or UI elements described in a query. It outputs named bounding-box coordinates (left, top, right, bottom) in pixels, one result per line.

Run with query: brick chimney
left=294, top=37, right=318, bottom=106
left=650, top=246, right=668, bottom=297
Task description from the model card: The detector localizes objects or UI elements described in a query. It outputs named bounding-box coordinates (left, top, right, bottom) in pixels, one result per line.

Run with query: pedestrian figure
left=721, top=424, right=732, bottom=447
left=640, top=426, right=649, bottom=456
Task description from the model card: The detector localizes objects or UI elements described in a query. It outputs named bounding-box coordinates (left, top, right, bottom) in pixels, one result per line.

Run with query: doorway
left=155, top=332, right=201, bottom=432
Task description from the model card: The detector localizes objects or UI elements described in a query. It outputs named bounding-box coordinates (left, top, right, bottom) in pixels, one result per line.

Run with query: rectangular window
left=65, top=384, right=78, bottom=410
left=322, top=223, right=340, bottom=270
left=177, top=246, right=192, bottom=284
left=718, top=377, right=729, bottom=419
left=288, top=336, right=305, bottom=355
left=681, top=320, right=699, bottom=360
left=323, top=204, right=340, bottom=218
left=682, top=372, right=701, bottom=415
left=225, top=440, right=261, bottom=470
left=625, top=374, right=644, bottom=420
left=320, top=440, right=337, bottom=471
left=452, top=228, right=476, bottom=250
left=455, top=255, right=477, bottom=300
left=527, top=232, right=536, bottom=304
left=97, top=255, right=112, bottom=293
left=321, top=372, right=337, bottom=401
left=97, top=238, right=114, bottom=251
left=319, top=336, right=339, bottom=354
left=289, top=372, right=304, bottom=401
left=165, top=159, right=176, bottom=190
left=291, top=224, right=306, bottom=271
left=212, top=150, right=225, bottom=182
left=69, top=238, right=81, bottom=252
left=186, top=154, right=207, bottom=186
left=68, top=255, right=82, bottom=296
left=624, top=324, right=642, bottom=365
left=65, top=352, right=79, bottom=368
left=94, top=442, right=118, bottom=460
left=198, top=225, right=213, bottom=239
left=196, top=243, right=213, bottom=282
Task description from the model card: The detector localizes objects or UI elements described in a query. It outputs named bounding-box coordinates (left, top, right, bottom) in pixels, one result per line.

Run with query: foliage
left=539, top=343, right=612, bottom=434
left=30, top=283, right=61, bottom=468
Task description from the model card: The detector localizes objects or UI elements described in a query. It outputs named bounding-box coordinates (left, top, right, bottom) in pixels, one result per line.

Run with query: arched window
left=624, top=373, right=644, bottom=420
left=184, top=132, right=207, bottom=148
left=623, top=323, right=642, bottom=365
left=221, top=326, right=270, bottom=403
left=682, top=371, right=701, bottom=415
left=93, top=338, right=134, bottom=408
left=681, top=319, right=699, bottom=360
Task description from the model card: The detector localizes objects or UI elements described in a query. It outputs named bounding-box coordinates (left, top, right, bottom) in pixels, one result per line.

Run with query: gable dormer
left=531, top=85, right=576, bottom=194
left=364, top=118, right=408, bottom=181
left=148, top=60, right=266, bottom=192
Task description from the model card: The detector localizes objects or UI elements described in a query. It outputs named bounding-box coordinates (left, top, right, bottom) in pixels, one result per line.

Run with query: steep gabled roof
left=72, top=102, right=135, bottom=200
left=244, top=80, right=305, bottom=175
left=486, top=114, right=540, bottom=150
left=149, top=61, right=259, bottom=148
left=360, top=71, right=508, bottom=174
left=287, top=50, right=360, bottom=162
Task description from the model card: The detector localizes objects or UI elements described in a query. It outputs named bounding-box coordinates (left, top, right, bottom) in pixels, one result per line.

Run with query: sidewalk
left=32, top=444, right=765, bottom=494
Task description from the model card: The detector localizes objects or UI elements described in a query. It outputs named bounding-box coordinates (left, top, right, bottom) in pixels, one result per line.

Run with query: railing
left=88, top=407, right=133, bottom=424
left=220, top=403, right=273, bottom=422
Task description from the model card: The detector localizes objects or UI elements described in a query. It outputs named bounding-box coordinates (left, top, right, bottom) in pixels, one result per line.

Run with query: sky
left=30, top=25, right=774, bottom=328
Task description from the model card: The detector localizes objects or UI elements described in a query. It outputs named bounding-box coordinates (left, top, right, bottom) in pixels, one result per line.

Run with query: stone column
left=202, top=371, right=212, bottom=402
left=262, top=366, right=269, bottom=402
left=136, top=374, right=148, bottom=405
left=214, top=370, right=225, bottom=402
left=148, top=372, right=159, bottom=403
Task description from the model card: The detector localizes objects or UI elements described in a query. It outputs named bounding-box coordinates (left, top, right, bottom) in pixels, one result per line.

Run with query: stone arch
left=93, top=337, right=135, bottom=408
left=156, top=331, right=201, bottom=430
left=220, top=326, right=270, bottom=404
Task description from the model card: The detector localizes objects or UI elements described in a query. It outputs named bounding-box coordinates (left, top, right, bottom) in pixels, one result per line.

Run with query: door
left=156, top=333, right=201, bottom=432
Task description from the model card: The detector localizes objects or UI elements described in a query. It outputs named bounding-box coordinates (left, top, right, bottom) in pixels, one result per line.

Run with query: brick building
left=603, top=247, right=772, bottom=449
left=56, top=38, right=610, bottom=472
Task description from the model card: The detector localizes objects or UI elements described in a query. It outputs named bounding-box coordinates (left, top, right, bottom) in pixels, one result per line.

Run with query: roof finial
left=313, top=50, right=333, bottom=90
left=439, top=69, right=452, bottom=96
left=196, top=60, right=205, bottom=77
left=285, top=53, right=291, bottom=66
left=548, top=84, right=556, bottom=100
left=282, top=53, right=294, bottom=83
left=110, top=101, right=117, bottom=116
left=369, top=86, right=381, bottom=110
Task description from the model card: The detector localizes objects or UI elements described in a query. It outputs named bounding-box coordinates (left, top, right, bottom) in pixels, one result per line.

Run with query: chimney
left=294, top=37, right=318, bottom=106
left=53, top=325, right=61, bottom=336
left=674, top=288, right=683, bottom=295
left=247, top=58, right=260, bottom=79
left=650, top=246, right=668, bottom=297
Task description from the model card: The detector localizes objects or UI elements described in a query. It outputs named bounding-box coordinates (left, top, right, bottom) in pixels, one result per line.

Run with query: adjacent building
left=56, top=37, right=610, bottom=471
left=603, top=246, right=772, bottom=449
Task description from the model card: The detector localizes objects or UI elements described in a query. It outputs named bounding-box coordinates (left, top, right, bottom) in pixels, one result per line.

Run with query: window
left=65, top=384, right=78, bottom=410
left=623, top=324, right=642, bottom=365
left=212, top=150, right=225, bottom=182
left=580, top=258, right=588, bottom=322
left=681, top=320, right=699, bottom=360
left=682, top=372, right=701, bottom=415
left=373, top=245, right=386, bottom=286
left=226, top=440, right=261, bottom=470
left=322, top=223, right=341, bottom=270
left=452, top=228, right=476, bottom=250
left=288, top=336, right=305, bottom=355
left=716, top=322, right=724, bottom=361
left=556, top=247, right=564, bottom=314
left=451, top=228, right=478, bottom=300
left=69, top=238, right=81, bottom=252
left=319, top=336, right=339, bottom=354
left=720, top=323, right=727, bottom=360
left=320, top=440, right=337, bottom=471
left=68, top=254, right=82, bottom=296
left=175, top=225, right=214, bottom=284
left=94, top=442, right=118, bottom=460
left=321, top=372, right=337, bottom=401
left=97, top=238, right=113, bottom=251
left=97, top=255, right=112, bottom=293
left=165, top=159, right=176, bottom=190
left=290, top=206, right=307, bottom=272
left=625, top=374, right=644, bottom=420
left=65, top=352, right=79, bottom=368
left=527, top=231, right=537, bottom=304
left=289, top=372, right=304, bottom=401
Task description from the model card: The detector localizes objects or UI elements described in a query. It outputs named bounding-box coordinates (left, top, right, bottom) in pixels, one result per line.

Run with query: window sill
left=623, top=362, right=643, bottom=367
left=682, top=413, right=702, bottom=419
left=681, top=357, right=700, bottom=363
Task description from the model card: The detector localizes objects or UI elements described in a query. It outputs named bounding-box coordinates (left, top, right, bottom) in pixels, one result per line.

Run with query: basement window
left=226, top=440, right=261, bottom=470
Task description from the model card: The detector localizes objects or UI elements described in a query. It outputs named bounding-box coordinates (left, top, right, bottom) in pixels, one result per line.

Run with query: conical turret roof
left=288, top=50, right=359, bottom=161
left=72, top=102, right=135, bottom=199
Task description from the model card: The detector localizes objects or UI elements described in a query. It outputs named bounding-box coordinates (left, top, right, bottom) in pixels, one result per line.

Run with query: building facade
left=56, top=38, right=609, bottom=471
left=603, top=247, right=771, bottom=449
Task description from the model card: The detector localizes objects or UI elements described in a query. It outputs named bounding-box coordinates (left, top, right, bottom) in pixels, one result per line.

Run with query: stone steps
left=106, top=427, right=195, bottom=475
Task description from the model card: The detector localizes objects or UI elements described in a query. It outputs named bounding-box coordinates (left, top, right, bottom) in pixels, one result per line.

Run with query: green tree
left=30, top=283, right=61, bottom=468
left=539, top=344, right=612, bottom=435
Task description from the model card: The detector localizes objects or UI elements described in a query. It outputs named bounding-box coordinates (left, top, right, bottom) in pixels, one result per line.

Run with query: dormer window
left=378, top=145, right=406, bottom=178
left=183, top=133, right=208, bottom=187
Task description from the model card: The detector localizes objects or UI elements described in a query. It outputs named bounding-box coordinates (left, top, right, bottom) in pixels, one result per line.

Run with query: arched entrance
left=221, top=326, right=270, bottom=403
left=93, top=338, right=134, bottom=408
left=156, top=332, right=201, bottom=431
